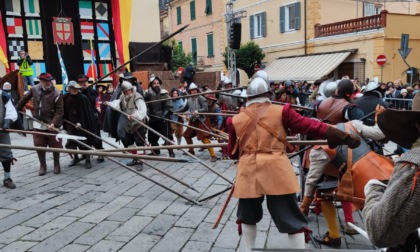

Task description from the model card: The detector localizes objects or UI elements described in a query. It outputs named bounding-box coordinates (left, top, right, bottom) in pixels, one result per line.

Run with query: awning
left=264, top=51, right=353, bottom=81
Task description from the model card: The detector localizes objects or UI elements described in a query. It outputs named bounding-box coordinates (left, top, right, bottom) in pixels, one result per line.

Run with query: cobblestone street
left=0, top=132, right=384, bottom=252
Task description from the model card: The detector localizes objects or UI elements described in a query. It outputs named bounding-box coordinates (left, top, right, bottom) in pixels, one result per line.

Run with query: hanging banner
left=52, top=17, right=74, bottom=45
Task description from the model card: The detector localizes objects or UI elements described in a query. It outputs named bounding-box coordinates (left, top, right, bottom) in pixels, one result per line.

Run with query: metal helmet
left=247, top=77, right=270, bottom=97
left=251, top=70, right=269, bottom=84
left=320, top=80, right=338, bottom=98
left=189, top=82, right=199, bottom=90
left=65, top=80, right=81, bottom=92
left=364, top=77, right=379, bottom=92
left=121, top=81, right=133, bottom=92
left=223, top=77, right=232, bottom=86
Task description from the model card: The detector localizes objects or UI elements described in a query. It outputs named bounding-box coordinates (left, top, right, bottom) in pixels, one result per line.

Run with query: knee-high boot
left=241, top=224, right=257, bottom=252
left=53, top=152, right=60, bottom=174
left=288, top=233, right=305, bottom=249
left=37, top=151, right=47, bottom=176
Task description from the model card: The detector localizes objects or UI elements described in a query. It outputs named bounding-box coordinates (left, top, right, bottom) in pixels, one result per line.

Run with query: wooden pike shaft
left=148, top=114, right=228, bottom=140
left=63, top=119, right=199, bottom=193
left=92, top=25, right=189, bottom=85
left=174, top=112, right=237, bottom=117
left=107, top=105, right=234, bottom=185
left=21, top=112, right=201, bottom=205
left=145, top=87, right=243, bottom=104
left=92, top=143, right=228, bottom=153
left=3, top=128, right=63, bottom=137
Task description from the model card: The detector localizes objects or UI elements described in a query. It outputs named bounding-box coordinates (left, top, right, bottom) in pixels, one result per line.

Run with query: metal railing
left=315, top=10, right=387, bottom=38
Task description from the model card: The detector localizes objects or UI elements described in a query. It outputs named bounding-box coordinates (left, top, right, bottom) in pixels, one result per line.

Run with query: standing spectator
left=398, top=89, right=411, bottom=110
left=17, top=73, right=64, bottom=176
left=284, top=80, right=298, bottom=104
left=183, top=62, right=195, bottom=89
left=144, top=75, right=175, bottom=157
left=179, top=83, right=188, bottom=97
left=17, top=50, right=34, bottom=91
left=98, top=84, right=113, bottom=128
left=0, top=86, right=18, bottom=188
left=170, top=88, right=185, bottom=145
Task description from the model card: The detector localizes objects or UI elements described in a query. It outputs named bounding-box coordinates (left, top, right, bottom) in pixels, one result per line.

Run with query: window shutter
left=177, top=6, right=182, bottom=25
left=280, top=6, right=285, bottom=33
left=190, top=1, right=196, bottom=20
left=294, top=2, right=300, bottom=30
left=191, top=38, right=197, bottom=64
left=250, top=15, right=255, bottom=39
left=205, top=0, right=212, bottom=15
left=207, top=33, right=214, bottom=56
left=262, top=12, right=267, bottom=37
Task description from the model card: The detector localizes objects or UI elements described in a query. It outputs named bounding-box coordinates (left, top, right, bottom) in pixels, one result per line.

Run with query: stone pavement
left=0, top=132, right=387, bottom=252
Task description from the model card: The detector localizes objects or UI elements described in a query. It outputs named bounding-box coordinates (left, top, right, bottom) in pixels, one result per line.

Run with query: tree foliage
left=222, top=41, right=265, bottom=77
left=171, top=44, right=192, bottom=73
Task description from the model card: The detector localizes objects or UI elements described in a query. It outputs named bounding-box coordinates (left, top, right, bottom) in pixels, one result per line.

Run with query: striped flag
left=0, top=13, right=9, bottom=71
left=90, top=39, right=96, bottom=81
left=56, top=43, right=69, bottom=94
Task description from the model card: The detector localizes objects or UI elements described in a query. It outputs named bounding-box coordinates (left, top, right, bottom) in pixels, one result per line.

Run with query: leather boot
left=168, top=149, right=175, bottom=158
left=37, top=151, right=47, bottom=176
left=85, top=155, right=92, bottom=169
left=69, top=154, right=80, bottom=167
left=53, top=152, right=60, bottom=174
left=242, top=224, right=257, bottom=252
left=288, top=233, right=305, bottom=249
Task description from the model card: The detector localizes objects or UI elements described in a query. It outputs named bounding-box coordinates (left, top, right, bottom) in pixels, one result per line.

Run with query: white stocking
left=242, top=224, right=257, bottom=252
left=288, top=232, right=305, bottom=249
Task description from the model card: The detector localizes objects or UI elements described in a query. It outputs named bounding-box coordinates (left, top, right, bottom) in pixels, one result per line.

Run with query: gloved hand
left=326, top=126, right=361, bottom=149
left=2, top=119, right=12, bottom=130
left=364, top=179, right=387, bottom=196
left=300, top=196, right=314, bottom=216
left=76, top=123, right=82, bottom=128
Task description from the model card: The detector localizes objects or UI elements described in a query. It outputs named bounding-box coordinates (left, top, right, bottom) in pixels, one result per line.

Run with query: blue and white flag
left=56, top=43, right=69, bottom=94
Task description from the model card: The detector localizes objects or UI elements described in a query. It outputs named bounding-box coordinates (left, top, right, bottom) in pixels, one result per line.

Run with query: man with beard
left=175, top=83, right=217, bottom=162
left=2, top=82, right=19, bottom=106
left=105, top=81, right=147, bottom=170
left=63, top=81, right=102, bottom=169
left=144, top=75, right=174, bottom=157
left=217, top=77, right=244, bottom=112
left=17, top=73, right=64, bottom=175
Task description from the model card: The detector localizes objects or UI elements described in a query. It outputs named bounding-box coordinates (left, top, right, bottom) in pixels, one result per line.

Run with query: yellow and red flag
left=0, top=13, right=10, bottom=72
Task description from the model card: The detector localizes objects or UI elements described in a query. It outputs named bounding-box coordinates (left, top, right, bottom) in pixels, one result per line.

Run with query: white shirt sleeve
left=132, top=98, right=147, bottom=121
left=351, top=120, right=385, bottom=141
left=107, top=99, right=121, bottom=110
left=4, top=100, right=18, bottom=122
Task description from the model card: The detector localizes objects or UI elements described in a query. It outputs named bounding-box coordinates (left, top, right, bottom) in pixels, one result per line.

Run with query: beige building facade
left=166, top=0, right=227, bottom=71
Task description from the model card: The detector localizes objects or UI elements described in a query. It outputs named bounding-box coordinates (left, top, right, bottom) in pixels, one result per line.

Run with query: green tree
left=171, top=44, right=192, bottom=73
left=222, top=41, right=265, bottom=77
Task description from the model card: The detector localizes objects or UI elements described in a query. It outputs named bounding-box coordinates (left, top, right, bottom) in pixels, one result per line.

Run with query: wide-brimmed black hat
left=377, top=92, right=420, bottom=149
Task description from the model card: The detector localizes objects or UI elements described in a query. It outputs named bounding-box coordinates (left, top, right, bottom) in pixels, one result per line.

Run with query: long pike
left=145, top=87, right=244, bottom=104
left=21, top=112, right=200, bottom=205
left=106, top=105, right=234, bottom=185
left=63, top=119, right=199, bottom=193
left=92, top=25, right=190, bottom=85
left=148, top=114, right=228, bottom=140
left=2, top=128, right=87, bottom=141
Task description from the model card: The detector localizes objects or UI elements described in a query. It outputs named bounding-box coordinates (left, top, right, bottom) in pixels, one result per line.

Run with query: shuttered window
left=205, top=0, right=212, bottom=15
left=207, top=33, right=214, bottom=57
left=176, top=6, right=182, bottom=25
left=280, top=2, right=300, bottom=33
left=249, top=12, right=266, bottom=39
left=190, top=1, right=196, bottom=20
left=191, top=38, right=197, bottom=64
left=178, top=41, right=183, bottom=52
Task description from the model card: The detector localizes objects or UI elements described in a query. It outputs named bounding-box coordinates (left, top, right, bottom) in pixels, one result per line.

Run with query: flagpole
left=89, top=39, right=96, bottom=82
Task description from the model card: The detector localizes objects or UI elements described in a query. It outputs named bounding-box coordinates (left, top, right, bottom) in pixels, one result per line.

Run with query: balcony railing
left=315, top=10, right=387, bottom=37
